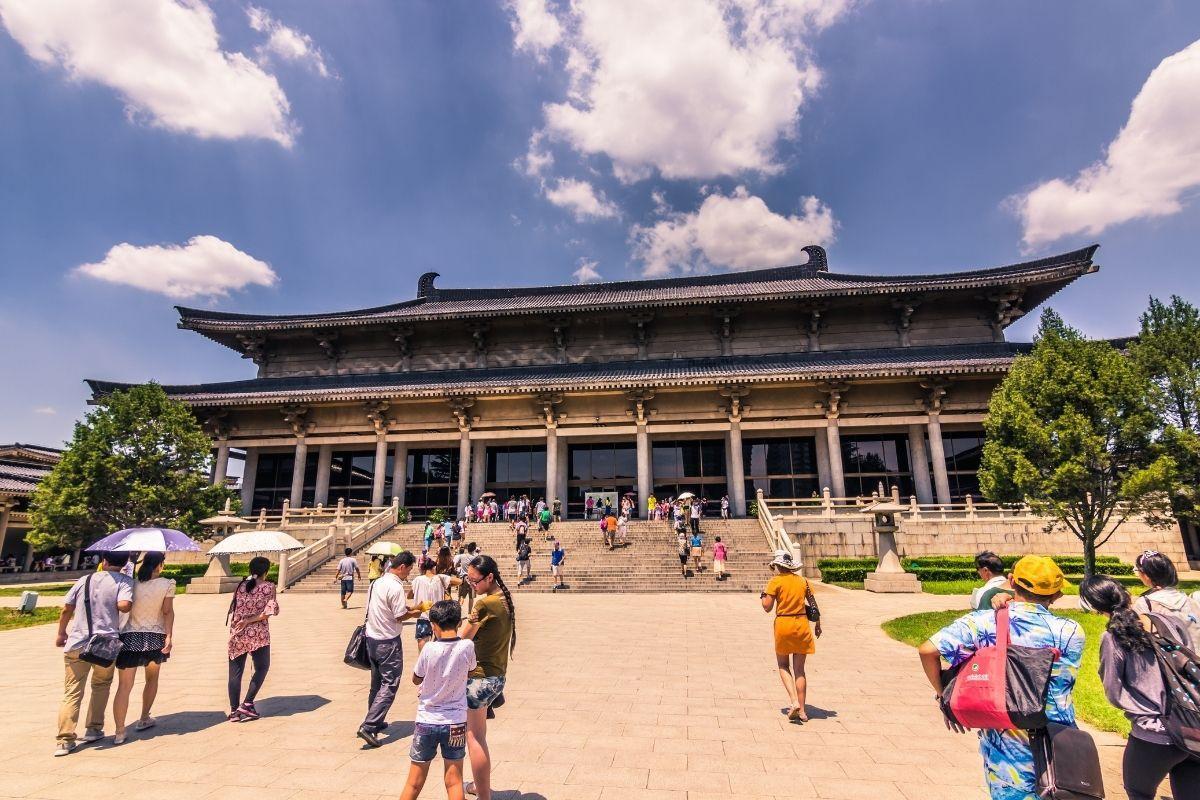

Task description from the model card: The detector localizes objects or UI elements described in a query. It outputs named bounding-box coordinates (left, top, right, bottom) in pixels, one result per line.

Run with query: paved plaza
left=0, top=587, right=1146, bottom=800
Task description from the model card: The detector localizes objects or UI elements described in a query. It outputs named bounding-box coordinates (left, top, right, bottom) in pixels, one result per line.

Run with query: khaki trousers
left=57, top=649, right=114, bottom=743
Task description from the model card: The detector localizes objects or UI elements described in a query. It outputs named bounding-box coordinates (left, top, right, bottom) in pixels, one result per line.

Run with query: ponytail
left=469, top=554, right=516, bottom=656
left=1079, top=575, right=1154, bottom=653
left=226, top=556, right=272, bottom=627
left=137, top=551, right=166, bottom=582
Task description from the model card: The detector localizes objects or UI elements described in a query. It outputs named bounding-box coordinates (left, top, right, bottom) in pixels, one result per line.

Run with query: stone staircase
left=287, top=518, right=775, bottom=593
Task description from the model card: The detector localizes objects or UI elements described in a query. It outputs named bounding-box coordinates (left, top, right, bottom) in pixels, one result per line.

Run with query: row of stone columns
left=232, top=414, right=958, bottom=514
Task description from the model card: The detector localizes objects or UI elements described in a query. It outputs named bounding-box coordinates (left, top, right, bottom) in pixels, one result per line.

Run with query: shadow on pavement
left=149, top=710, right=230, bottom=735
left=255, top=694, right=331, bottom=717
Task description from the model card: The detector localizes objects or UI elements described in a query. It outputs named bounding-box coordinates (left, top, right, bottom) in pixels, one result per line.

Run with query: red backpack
left=941, top=606, right=1060, bottom=730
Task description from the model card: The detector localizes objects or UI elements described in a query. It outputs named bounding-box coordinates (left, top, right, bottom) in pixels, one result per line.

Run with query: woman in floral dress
left=226, top=556, right=279, bottom=722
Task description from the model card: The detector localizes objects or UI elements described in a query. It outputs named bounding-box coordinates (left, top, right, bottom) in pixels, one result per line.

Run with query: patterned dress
left=929, top=602, right=1084, bottom=800
left=227, top=581, right=279, bottom=660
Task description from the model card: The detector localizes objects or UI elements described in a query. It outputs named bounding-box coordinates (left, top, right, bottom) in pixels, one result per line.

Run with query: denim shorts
left=414, top=618, right=433, bottom=640
left=340, top=579, right=355, bottom=594
left=466, top=675, right=506, bottom=710
left=409, top=721, right=466, bottom=763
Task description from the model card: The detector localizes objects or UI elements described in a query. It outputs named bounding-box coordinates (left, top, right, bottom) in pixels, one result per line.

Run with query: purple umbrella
left=86, top=527, right=200, bottom=553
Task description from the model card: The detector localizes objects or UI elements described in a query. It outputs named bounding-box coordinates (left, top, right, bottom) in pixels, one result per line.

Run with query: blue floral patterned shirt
left=929, top=602, right=1085, bottom=800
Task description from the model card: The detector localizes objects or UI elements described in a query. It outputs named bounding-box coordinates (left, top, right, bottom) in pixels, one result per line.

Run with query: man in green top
left=971, top=551, right=1014, bottom=611
left=537, top=505, right=553, bottom=534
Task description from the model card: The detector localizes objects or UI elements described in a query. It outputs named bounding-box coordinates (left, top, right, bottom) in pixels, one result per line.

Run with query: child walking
left=550, top=540, right=566, bottom=590
left=400, top=600, right=476, bottom=800
left=713, top=536, right=728, bottom=581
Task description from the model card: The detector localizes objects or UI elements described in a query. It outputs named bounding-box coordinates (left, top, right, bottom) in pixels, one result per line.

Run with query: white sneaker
left=54, top=742, right=74, bottom=757
left=80, top=730, right=104, bottom=743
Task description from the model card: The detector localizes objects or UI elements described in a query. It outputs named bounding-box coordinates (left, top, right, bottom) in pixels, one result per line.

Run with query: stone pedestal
left=864, top=532, right=922, bottom=593
left=187, top=553, right=242, bottom=594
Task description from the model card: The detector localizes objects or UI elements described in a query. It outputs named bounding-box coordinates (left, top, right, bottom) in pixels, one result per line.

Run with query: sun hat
left=768, top=549, right=803, bottom=572
left=1011, top=555, right=1065, bottom=596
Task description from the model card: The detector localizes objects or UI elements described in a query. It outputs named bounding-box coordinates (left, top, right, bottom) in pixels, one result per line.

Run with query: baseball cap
left=1011, top=555, right=1065, bottom=596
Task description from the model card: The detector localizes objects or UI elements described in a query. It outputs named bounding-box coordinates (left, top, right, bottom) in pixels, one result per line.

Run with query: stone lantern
left=860, top=498, right=922, bottom=593
left=189, top=499, right=247, bottom=594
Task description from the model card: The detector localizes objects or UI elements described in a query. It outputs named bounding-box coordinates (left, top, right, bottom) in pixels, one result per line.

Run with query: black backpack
left=1148, top=615, right=1200, bottom=758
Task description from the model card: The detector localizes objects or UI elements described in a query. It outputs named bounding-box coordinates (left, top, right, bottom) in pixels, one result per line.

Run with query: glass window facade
left=841, top=435, right=913, bottom=498
left=652, top=439, right=726, bottom=502
left=567, top=442, right=636, bottom=518
left=252, top=451, right=318, bottom=511
left=327, top=449, right=392, bottom=508
left=404, top=448, right=460, bottom=520
left=743, top=436, right=819, bottom=500
left=485, top=445, right=547, bottom=505
left=937, top=431, right=985, bottom=500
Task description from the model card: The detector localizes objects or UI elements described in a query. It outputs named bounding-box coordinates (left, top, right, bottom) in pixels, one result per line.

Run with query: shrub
left=162, top=561, right=278, bottom=586
left=815, top=554, right=1132, bottom=583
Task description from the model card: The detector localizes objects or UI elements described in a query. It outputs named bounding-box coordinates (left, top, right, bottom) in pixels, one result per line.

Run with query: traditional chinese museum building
left=0, top=443, right=62, bottom=566
left=87, top=244, right=1128, bottom=526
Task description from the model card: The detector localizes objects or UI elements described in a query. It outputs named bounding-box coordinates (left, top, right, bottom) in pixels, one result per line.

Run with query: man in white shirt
left=970, top=551, right=1013, bottom=611
left=358, top=551, right=418, bottom=747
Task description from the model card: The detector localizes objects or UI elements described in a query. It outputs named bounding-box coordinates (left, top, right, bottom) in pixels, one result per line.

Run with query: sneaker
left=80, top=729, right=104, bottom=743
left=53, top=742, right=74, bottom=757
left=238, top=702, right=260, bottom=720
left=341, top=598, right=348, bottom=609
left=356, top=727, right=382, bottom=748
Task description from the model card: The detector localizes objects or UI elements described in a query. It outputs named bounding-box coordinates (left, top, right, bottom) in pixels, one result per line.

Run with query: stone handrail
left=346, top=505, right=400, bottom=553
left=755, top=489, right=797, bottom=560
left=245, top=501, right=393, bottom=531
left=762, top=491, right=1136, bottom=521
left=281, top=503, right=400, bottom=590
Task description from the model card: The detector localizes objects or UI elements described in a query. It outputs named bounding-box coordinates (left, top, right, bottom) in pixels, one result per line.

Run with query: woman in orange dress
left=761, top=549, right=821, bottom=723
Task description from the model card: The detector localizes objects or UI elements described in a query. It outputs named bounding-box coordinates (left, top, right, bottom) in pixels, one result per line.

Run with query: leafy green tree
left=1130, top=295, right=1200, bottom=524
left=979, top=309, right=1174, bottom=576
left=27, top=383, right=237, bottom=552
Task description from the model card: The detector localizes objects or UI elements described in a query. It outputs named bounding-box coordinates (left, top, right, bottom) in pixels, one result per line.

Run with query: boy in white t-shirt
left=401, top=600, right=476, bottom=800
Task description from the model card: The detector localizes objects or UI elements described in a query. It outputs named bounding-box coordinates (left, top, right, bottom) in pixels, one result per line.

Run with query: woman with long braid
left=458, top=555, right=514, bottom=800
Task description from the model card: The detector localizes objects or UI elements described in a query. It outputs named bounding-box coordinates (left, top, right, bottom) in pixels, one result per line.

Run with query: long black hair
left=227, top=556, right=272, bottom=625
left=137, top=551, right=166, bottom=582
left=469, top=554, right=516, bottom=656
left=1079, top=575, right=1153, bottom=653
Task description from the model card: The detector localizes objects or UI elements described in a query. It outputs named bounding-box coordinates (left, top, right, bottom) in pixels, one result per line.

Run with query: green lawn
left=919, top=578, right=1200, bottom=596
left=0, top=584, right=73, bottom=596
left=0, top=607, right=61, bottom=631
left=882, top=608, right=1129, bottom=736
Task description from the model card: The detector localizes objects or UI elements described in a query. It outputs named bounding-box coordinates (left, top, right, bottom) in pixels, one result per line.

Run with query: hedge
left=162, top=562, right=279, bottom=586
left=816, top=554, right=1131, bottom=584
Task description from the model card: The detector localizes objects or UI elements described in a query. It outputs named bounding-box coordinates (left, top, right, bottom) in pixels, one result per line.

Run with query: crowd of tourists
left=465, top=494, right=561, bottom=526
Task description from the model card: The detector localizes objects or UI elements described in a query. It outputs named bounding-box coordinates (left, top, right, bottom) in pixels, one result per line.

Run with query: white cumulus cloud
left=543, top=178, right=620, bottom=221
left=0, top=0, right=297, bottom=146
left=516, top=0, right=853, bottom=182
left=247, top=5, right=330, bottom=78
left=34, top=406, right=57, bottom=416
left=506, top=0, right=561, bottom=61
left=1014, top=38, right=1200, bottom=249
left=631, top=186, right=835, bottom=276
left=75, top=235, right=278, bottom=300
left=573, top=258, right=602, bottom=283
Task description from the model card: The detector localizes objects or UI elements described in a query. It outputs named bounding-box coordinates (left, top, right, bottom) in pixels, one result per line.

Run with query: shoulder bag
left=1030, top=722, right=1105, bottom=799
left=804, top=583, right=821, bottom=622
left=78, top=573, right=124, bottom=667
left=343, top=582, right=374, bottom=670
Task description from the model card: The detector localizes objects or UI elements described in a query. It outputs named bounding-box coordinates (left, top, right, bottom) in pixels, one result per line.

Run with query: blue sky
left=2, top=0, right=1199, bottom=447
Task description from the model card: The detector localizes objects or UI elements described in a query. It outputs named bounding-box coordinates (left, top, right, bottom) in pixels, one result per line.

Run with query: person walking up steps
left=337, top=548, right=360, bottom=609
left=112, top=552, right=175, bottom=744
left=358, top=551, right=419, bottom=748
left=516, top=539, right=532, bottom=585
left=690, top=530, right=704, bottom=574
left=712, top=536, right=728, bottom=582
left=400, top=600, right=476, bottom=800
left=550, top=540, right=565, bottom=590
left=677, top=525, right=690, bottom=577
left=53, top=551, right=134, bottom=755
left=760, top=550, right=820, bottom=723
left=1080, top=575, right=1200, bottom=800
left=226, top=557, right=279, bottom=722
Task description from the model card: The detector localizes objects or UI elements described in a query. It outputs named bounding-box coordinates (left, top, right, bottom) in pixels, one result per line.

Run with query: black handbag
left=804, top=585, right=821, bottom=622
left=78, top=573, right=124, bottom=667
left=343, top=583, right=373, bottom=670
left=1031, top=722, right=1105, bottom=799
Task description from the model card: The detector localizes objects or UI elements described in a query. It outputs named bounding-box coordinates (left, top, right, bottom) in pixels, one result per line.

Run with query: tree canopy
left=27, top=383, right=236, bottom=552
left=979, top=309, right=1174, bottom=575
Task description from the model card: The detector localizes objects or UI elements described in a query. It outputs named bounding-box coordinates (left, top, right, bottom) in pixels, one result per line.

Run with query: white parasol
left=676, top=492, right=696, bottom=501
left=206, top=530, right=305, bottom=555
left=365, top=541, right=402, bottom=556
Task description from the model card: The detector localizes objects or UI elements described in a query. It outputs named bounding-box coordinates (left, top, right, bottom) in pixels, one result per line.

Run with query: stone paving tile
left=0, top=589, right=1163, bottom=800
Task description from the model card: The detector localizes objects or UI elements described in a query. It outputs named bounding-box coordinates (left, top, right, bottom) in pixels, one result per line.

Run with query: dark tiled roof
left=176, top=246, right=1099, bottom=332
left=0, top=458, right=53, bottom=495
left=87, top=342, right=1033, bottom=408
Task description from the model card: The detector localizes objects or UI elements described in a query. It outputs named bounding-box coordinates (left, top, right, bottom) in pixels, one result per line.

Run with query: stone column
left=457, top=431, right=471, bottom=508
left=813, top=430, right=831, bottom=493
left=727, top=420, right=746, bottom=516
left=314, top=444, right=333, bottom=506
left=372, top=435, right=389, bottom=507
left=213, top=438, right=230, bottom=486
left=927, top=414, right=951, bottom=505
left=544, top=426, right=559, bottom=509
left=908, top=424, right=934, bottom=505
left=556, top=436, right=569, bottom=511
left=825, top=418, right=845, bottom=497
left=0, top=501, right=12, bottom=561
left=391, top=442, right=408, bottom=506
left=240, top=448, right=259, bottom=510
left=289, top=438, right=309, bottom=508
left=470, top=440, right=487, bottom=501
left=636, top=424, right=652, bottom=517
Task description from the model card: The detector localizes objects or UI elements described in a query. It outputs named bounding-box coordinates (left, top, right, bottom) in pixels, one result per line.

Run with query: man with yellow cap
left=916, top=556, right=1085, bottom=800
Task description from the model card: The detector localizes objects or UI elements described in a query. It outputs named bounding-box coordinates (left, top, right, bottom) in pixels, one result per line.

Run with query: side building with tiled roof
left=87, top=245, right=1097, bottom=522
left=0, top=444, right=62, bottom=570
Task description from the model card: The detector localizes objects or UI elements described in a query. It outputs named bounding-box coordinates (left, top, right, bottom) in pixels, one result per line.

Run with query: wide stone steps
left=287, top=519, right=774, bottom=593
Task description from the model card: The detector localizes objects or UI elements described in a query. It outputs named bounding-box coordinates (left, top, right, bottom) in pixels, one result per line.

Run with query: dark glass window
left=841, top=435, right=913, bottom=499
left=404, top=448, right=460, bottom=520
left=935, top=432, right=986, bottom=501
left=251, top=451, right=318, bottom=510
left=742, top=436, right=819, bottom=499
left=326, top=450, right=392, bottom=508
left=484, top=445, right=547, bottom=507
left=651, top=439, right=726, bottom=502
left=567, top=442, right=637, bottom=518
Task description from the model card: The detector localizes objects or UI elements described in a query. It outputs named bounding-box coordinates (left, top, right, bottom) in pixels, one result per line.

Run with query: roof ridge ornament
left=802, top=245, right=828, bottom=273
left=417, top=272, right=441, bottom=300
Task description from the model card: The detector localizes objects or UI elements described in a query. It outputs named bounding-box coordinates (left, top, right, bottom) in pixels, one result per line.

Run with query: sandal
left=135, top=717, right=157, bottom=731
left=464, top=781, right=478, bottom=797
left=787, top=707, right=805, bottom=724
